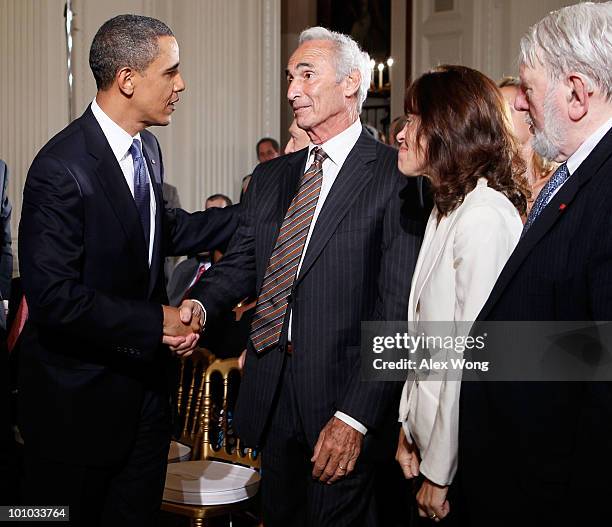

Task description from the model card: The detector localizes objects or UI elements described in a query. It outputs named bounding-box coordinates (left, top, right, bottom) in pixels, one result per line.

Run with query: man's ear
left=566, top=73, right=591, bottom=121
left=116, top=67, right=135, bottom=96
left=344, top=69, right=361, bottom=99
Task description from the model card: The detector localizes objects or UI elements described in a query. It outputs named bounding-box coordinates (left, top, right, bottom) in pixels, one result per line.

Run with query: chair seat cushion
left=163, top=460, right=260, bottom=505
left=168, top=441, right=192, bottom=463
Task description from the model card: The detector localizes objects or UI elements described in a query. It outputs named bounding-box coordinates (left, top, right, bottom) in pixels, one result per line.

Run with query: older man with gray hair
left=182, top=26, right=424, bottom=526
left=459, top=2, right=612, bottom=525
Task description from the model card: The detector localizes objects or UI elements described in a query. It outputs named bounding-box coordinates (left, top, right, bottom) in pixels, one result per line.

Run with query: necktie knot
left=130, top=138, right=143, bottom=161
left=312, top=147, right=327, bottom=168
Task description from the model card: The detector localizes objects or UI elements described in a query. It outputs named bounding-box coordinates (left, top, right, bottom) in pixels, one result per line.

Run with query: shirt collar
left=91, top=98, right=142, bottom=162
left=307, top=119, right=362, bottom=167
left=566, top=116, right=612, bottom=175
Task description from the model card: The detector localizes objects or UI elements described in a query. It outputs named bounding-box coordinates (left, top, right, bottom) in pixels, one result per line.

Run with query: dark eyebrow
left=286, top=62, right=315, bottom=76
left=165, top=62, right=180, bottom=73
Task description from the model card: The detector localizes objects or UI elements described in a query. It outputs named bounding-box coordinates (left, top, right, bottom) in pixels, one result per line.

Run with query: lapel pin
left=559, top=203, right=567, bottom=211
left=151, top=159, right=156, bottom=165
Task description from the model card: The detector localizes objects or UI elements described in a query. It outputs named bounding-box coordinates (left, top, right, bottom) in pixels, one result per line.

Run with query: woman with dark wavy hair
left=395, top=65, right=526, bottom=523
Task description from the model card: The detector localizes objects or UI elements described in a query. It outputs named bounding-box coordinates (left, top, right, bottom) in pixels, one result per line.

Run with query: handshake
left=162, top=300, right=204, bottom=357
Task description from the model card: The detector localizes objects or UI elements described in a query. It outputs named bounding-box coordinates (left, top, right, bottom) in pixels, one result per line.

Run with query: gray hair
left=89, top=14, right=174, bottom=90
left=299, top=26, right=371, bottom=113
left=519, top=2, right=612, bottom=100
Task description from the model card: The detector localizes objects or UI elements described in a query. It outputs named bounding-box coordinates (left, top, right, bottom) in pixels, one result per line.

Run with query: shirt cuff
left=188, top=299, right=207, bottom=328
left=335, top=411, right=367, bottom=435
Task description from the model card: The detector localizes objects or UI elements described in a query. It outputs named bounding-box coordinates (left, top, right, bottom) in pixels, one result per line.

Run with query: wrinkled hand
left=416, top=478, right=450, bottom=522
left=311, top=416, right=363, bottom=484
left=396, top=427, right=420, bottom=479
left=162, top=303, right=203, bottom=356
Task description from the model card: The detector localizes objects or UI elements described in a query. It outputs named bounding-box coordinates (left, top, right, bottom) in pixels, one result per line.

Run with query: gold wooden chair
left=162, top=357, right=261, bottom=527
left=168, top=348, right=215, bottom=463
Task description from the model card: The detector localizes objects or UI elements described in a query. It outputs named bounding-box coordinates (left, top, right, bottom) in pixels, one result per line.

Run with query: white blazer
left=398, top=178, right=522, bottom=486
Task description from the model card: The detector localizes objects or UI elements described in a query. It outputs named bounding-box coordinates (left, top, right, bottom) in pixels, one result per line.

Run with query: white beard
left=529, top=90, right=566, bottom=161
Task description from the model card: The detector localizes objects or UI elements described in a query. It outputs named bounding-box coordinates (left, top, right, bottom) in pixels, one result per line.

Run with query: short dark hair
left=405, top=65, right=528, bottom=217
left=205, top=194, right=233, bottom=207
left=256, top=137, right=280, bottom=155
left=89, top=14, right=174, bottom=90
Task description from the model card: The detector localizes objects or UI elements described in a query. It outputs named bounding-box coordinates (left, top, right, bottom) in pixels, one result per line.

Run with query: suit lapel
left=479, top=128, right=612, bottom=320
left=295, top=130, right=376, bottom=284
left=279, top=151, right=308, bottom=224
left=408, top=208, right=456, bottom=320
left=81, top=108, right=149, bottom=273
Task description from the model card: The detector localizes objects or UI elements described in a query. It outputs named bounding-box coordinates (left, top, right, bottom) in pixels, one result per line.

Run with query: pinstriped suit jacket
left=192, top=130, right=425, bottom=447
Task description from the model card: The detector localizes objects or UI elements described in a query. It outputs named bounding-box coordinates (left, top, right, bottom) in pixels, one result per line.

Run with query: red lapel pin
left=559, top=203, right=567, bottom=211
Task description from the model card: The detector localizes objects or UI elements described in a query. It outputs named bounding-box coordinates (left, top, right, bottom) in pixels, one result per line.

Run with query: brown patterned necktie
left=250, top=147, right=327, bottom=353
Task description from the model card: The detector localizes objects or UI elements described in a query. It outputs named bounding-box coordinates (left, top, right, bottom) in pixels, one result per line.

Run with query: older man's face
left=516, top=62, right=567, bottom=161
left=286, top=40, right=349, bottom=138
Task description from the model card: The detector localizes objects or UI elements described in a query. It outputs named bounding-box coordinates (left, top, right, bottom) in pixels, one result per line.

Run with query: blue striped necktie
left=129, top=138, right=151, bottom=250
left=522, top=162, right=569, bottom=237
left=250, top=147, right=327, bottom=353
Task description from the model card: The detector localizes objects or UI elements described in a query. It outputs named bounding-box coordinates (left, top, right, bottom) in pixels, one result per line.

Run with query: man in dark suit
left=458, top=3, right=612, bottom=526
left=18, top=15, right=237, bottom=526
left=182, top=27, right=424, bottom=526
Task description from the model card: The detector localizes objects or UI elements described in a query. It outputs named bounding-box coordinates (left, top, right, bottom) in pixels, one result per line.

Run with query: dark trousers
left=260, top=355, right=399, bottom=527
left=22, top=389, right=171, bottom=527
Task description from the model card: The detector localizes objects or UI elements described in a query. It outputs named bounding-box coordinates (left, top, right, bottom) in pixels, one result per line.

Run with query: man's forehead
left=287, top=41, right=333, bottom=70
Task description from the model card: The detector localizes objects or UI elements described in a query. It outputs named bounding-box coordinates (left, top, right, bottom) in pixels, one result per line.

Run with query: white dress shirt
left=91, top=98, right=156, bottom=265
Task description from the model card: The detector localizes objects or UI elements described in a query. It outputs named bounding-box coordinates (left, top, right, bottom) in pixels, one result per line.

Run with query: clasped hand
left=395, top=427, right=450, bottom=522
left=162, top=300, right=203, bottom=357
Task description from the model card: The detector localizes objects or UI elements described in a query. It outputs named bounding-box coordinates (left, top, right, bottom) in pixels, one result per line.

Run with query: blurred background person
left=163, top=182, right=183, bottom=286
left=256, top=136, right=280, bottom=163
left=284, top=118, right=310, bottom=154
left=498, top=76, right=557, bottom=214
left=395, top=65, right=526, bottom=524
left=167, top=193, right=232, bottom=306
left=167, top=192, right=251, bottom=359
left=240, top=137, right=281, bottom=202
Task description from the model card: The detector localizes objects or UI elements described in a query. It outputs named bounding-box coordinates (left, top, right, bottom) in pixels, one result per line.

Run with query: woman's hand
left=416, top=478, right=450, bottom=522
left=395, top=427, right=420, bottom=479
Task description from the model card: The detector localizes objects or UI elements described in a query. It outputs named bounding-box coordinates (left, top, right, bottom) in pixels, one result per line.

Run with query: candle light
left=386, top=58, right=394, bottom=88
left=377, top=63, right=384, bottom=90
left=370, top=59, right=376, bottom=89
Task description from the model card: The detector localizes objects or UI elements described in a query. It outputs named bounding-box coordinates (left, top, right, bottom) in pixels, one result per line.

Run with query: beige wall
left=411, top=0, right=591, bottom=83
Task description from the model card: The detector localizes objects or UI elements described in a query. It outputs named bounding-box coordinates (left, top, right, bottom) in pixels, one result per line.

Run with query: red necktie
left=182, top=262, right=208, bottom=301
left=7, top=296, right=28, bottom=354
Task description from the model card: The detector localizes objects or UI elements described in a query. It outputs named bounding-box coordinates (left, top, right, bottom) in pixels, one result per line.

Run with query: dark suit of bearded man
left=186, top=28, right=425, bottom=527
left=17, top=15, right=237, bottom=526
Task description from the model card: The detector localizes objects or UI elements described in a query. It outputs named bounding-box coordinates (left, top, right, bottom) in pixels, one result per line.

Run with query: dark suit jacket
left=459, top=127, right=612, bottom=525
left=191, top=131, right=425, bottom=448
left=18, top=107, right=238, bottom=466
